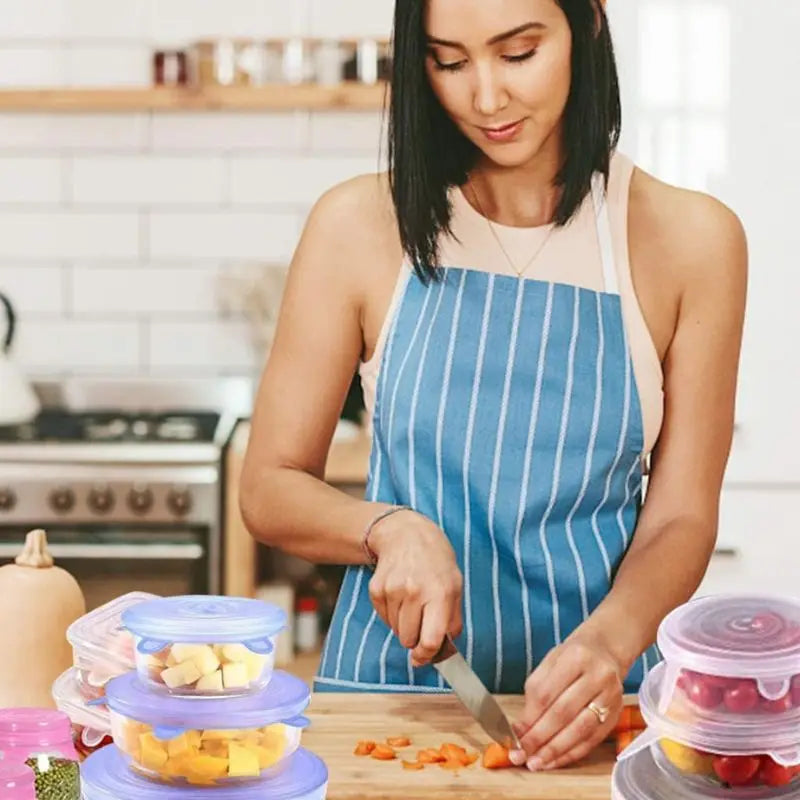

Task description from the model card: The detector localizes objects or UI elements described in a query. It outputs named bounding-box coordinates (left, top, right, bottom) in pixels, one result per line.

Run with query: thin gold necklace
left=468, top=179, right=556, bottom=278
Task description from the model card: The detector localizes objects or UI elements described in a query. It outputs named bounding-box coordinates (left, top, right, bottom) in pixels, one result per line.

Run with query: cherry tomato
left=712, top=755, right=761, bottom=786
left=762, top=692, right=793, bottom=713
left=759, top=757, right=796, bottom=787
left=723, top=680, right=760, bottom=713
left=688, top=679, right=723, bottom=710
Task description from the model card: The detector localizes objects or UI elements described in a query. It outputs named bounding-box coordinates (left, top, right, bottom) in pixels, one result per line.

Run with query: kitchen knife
left=432, top=635, right=522, bottom=750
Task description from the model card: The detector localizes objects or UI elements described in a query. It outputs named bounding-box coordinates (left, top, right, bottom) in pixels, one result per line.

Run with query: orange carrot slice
left=461, top=751, right=479, bottom=766
left=354, top=740, right=376, bottom=756
left=387, top=736, right=412, bottom=748
left=441, top=743, right=467, bottom=762
left=482, top=742, right=513, bottom=769
left=402, top=760, right=424, bottom=770
left=418, top=748, right=445, bottom=764
left=439, top=759, right=464, bottom=770
left=371, top=744, right=397, bottom=761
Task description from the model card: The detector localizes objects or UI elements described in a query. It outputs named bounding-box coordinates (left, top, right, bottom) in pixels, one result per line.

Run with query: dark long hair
left=388, top=0, right=621, bottom=283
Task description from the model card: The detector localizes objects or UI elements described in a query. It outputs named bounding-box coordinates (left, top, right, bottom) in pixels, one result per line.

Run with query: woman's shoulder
left=627, top=159, right=747, bottom=285
left=306, top=172, right=398, bottom=246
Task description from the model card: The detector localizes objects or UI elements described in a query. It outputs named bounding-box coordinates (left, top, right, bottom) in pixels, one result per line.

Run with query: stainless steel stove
left=0, top=379, right=253, bottom=609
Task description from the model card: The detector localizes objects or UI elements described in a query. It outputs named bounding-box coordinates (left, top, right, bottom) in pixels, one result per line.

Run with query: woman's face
left=424, top=0, right=573, bottom=169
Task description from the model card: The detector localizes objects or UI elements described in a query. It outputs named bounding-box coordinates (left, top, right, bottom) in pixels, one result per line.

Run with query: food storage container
left=618, top=660, right=800, bottom=789
left=122, top=595, right=286, bottom=696
left=96, top=670, right=310, bottom=786
left=82, top=744, right=328, bottom=800
left=52, top=668, right=112, bottom=760
left=657, top=594, right=800, bottom=718
left=66, top=591, right=157, bottom=701
left=613, top=741, right=800, bottom=799
left=0, top=708, right=80, bottom=799
left=0, top=764, right=36, bottom=800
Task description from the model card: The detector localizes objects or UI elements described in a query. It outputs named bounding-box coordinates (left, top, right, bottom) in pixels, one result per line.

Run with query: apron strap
left=591, top=173, right=620, bottom=296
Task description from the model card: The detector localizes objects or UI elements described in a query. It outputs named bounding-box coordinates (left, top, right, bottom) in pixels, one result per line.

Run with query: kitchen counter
left=303, top=693, right=614, bottom=799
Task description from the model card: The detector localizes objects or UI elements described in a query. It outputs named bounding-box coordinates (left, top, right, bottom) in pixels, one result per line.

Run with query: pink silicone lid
left=0, top=708, right=76, bottom=751
left=658, top=594, right=800, bottom=695
left=621, top=661, right=800, bottom=766
left=0, top=764, right=36, bottom=800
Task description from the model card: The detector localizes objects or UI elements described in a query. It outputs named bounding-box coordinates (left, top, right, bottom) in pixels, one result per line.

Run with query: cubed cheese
left=195, top=670, right=224, bottom=692
left=161, top=660, right=202, bottom=689
left=228, top=743, right=261, bottom=778
left=222, top=662, right=249, bottom=689
left=220, top=643, right=250, bottom=663
left=191, top=645, right=221, bottom=677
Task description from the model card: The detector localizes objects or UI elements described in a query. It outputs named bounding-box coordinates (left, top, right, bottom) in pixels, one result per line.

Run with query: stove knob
left=0, top=488, right=16, bottom=512
left=167, top=487, right=193, bottom=517
left=49, top=487, right=75, bottom=514
left=88, top=486, right=115, bottom=515
left=128, top=486, right=154, bottom=515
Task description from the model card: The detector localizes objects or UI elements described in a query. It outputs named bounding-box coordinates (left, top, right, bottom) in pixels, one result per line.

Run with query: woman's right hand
left=366, top=508, right=464, bottom=667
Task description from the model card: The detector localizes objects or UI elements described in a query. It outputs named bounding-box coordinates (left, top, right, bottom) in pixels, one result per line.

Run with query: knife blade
left=432, top=636, right=522, bottom=750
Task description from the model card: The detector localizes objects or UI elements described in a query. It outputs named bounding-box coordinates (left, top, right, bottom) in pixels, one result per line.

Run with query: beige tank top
left=360, top=151, right=664, bottom=456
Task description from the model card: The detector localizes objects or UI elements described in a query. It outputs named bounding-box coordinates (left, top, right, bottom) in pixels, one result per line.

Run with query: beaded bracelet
left=362, top=505, right=413, bottom=565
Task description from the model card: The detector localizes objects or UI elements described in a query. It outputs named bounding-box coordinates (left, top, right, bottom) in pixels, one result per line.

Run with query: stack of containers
left=53, top=592, right=158, bottom=759
left=80, top=595, right=329, bottom=800
left=614, top=594, right=800, bottom=799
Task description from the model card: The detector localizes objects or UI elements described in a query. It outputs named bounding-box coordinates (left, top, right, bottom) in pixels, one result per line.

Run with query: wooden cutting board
left=302, top=693, right=615, bottom=800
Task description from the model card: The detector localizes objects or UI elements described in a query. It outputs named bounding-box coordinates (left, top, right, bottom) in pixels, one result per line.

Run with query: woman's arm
left=513, top=185, right=748, bottom=770
left=239, top=174, right=392, bottom=565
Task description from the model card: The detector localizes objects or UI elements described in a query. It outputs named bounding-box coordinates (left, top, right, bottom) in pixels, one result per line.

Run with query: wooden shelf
left=0, top=83, right=389, bottom=112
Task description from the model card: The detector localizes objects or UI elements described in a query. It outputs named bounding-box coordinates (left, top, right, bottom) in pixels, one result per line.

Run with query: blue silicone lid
left=122, top=595, right=287, bottom=654
left=81, top=745, right=329, bottom=800
left=98, top=671, right=310, bottom=739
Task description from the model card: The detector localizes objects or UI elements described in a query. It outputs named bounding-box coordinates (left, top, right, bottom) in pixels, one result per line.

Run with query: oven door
left=0, top=526, right=209, bottom=610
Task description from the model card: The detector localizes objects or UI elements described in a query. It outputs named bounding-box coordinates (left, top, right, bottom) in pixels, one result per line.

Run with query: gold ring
left=588, top=701, right=610, bottom=725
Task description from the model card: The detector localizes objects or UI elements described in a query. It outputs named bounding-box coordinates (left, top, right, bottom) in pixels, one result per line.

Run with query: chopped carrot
left=371, top=744, right=397, bottom=761
left=387, top=736, right=412, bottom=748
left=418, top=748, right=446, bottom=764
left=615, top=728, right=645, bottom=756
left=354, top=740, right=376, bottom=756
left=630, top=707, right=645, bottom=728
left=440, top=743, right=467, bottom=762
left=402, top=760, right=425, bottom=770
left=461, top=751, right=479, bottom=766
left=482, top=742, right=513, bottom=769
left=439, top=759, right=464, bottom=770
left=616, top=707, right=632, bottom=731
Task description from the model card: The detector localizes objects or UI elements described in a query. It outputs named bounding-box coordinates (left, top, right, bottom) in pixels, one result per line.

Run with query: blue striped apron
left=315, top=176, right=661, bottom=695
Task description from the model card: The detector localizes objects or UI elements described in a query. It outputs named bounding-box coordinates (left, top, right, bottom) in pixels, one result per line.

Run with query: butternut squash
left=0, top=529, right=85, bottom=707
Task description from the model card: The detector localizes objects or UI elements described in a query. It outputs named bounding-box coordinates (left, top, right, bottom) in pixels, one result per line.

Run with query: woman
left=240, top=0, right=747, bottom=771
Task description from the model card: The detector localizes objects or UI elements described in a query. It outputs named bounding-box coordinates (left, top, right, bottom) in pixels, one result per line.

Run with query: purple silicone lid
left=99, top=670, right=310, bottom=736
left=122, top=595, right=287, bottom=654
left=0, top=764, right=36, bottom=800
left=81, top=745, right=328, bottom=800
left=658, top=594, right=800, bottom=682
left=624, top=661, right=800, bottom=766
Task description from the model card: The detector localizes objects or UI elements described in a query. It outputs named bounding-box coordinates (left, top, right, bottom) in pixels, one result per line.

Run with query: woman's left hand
left=510, top=630, right=626, bottom=771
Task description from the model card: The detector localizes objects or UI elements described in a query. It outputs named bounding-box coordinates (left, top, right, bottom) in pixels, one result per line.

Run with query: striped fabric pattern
left=315, top=184, right=661, bottom=695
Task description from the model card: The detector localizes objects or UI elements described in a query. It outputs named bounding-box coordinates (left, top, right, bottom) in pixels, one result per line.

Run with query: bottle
left=295, top=596, right=319, bottom=653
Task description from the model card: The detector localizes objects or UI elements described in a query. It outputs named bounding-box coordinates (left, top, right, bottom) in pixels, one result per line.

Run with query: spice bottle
left=295, top=596, right=320, bottom=653
left=0, top=709, right=80, bottom=800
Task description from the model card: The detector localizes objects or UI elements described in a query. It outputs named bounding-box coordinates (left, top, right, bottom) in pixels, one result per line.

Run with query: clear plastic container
left=96, top=670, right=310, bottom=787
left=0, top=709, right=80, bottom=799
left=657, top=595, right=800, bottom=718
left=121, top=595, right=287, bottom=696
left=0, top=764, right=36, bottom=800
left=614, top=742, right=800, bottom=799
left=618, top=661, right=800, bottom=789
left=82, top=744, right=328, bottom=800
left=52, top=668, right=113, bottom=760
left=66, top=591, right=157, bottom=701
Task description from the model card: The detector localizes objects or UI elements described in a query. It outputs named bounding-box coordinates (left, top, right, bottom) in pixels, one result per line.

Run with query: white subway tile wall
left=0, top=0, right=392, bottom=379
